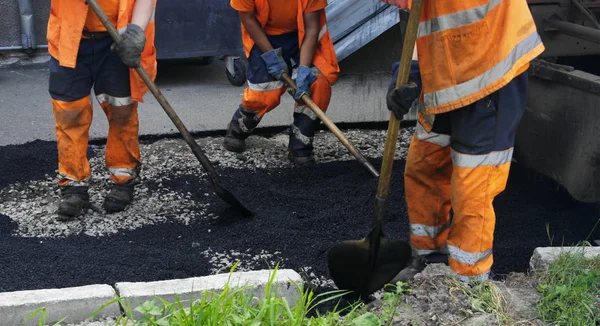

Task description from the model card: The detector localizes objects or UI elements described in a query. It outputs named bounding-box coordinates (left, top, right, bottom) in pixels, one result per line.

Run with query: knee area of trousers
left=52, top=98, right=92, bottom=125
left=242, top=92, right=281, bottom=113
left=106, top=104, right=138, bottom=125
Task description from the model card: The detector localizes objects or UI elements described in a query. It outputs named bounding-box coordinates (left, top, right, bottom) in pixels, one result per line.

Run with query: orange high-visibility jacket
left=238, top=0, right=340, bottom=86
left=47, top=0, right=157, bottom=103
left=407, top=0, right=545, bottom=129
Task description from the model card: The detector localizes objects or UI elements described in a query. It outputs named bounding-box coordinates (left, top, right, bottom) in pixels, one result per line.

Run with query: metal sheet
left=325, top=0, right=400, bottom=61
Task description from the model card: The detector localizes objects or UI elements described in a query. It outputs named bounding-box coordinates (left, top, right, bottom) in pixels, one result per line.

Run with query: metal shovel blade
left=327, top=236, right=412, bottom=297
left=208, top=178, right=253, bottom=217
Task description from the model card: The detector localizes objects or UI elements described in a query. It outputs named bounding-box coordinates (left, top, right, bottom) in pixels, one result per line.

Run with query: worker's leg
left=405, top=120, right=453, bottom=255
left=93, top=36, right=141, bottom=213
left=447, top=71, right=528, bottom=284
left=224, top=33, right=299, bottom=153
left=287, top=66, right=331, bottom=165
left=391, top=116, right=453, bottom=283
left=48, top=39, right=95, bottom=219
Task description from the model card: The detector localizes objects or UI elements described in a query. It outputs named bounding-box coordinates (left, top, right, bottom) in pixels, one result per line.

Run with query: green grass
left=535, top=245, right=600, bottom=326
left=23, top=263, right=413, bottom=326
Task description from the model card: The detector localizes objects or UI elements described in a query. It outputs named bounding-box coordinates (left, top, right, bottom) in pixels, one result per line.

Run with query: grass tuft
left=535, top=246, right=600, bottom=326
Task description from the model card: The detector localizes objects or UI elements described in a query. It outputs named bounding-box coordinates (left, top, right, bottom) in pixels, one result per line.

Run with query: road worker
left=223, top=0, right=340, bottom=167
left=47, top=0, right=157, bottom=219
left=382, top=0, right=545, bottom=284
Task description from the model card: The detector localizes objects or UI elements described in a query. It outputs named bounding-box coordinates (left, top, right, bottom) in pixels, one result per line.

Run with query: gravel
left=0, top=128, right=413, bottom=238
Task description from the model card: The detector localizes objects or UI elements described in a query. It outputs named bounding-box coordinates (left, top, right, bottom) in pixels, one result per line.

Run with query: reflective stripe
left=424, top=31, right=543, bottom=108
left=451, top=148, right=513, bottom=168
left=415, top=245, right=448, bottom=257
left=149, top=8, right=156, bottom=23
left=109, top=167, right=138, bottom=178
left=415, top=122, right=450, bottom=147
left=458, top=271, right=491, bottom=284
left=248, top=80, right=284, bottom=91
left=411, top=221, right=451, bottom=238
left=237, top=117, right=250, bottom=133
left=318, top=24, right=328, bottom=41
left=294, top=105, right=318, bottom=121
left=417, top=0, right=502, bottom=38
left=448, top=244, right=492, bottom=266
left=96, top=94, right=133, bottom=107
left=59, top=174, right=88, bottom=187
left=236, top=107, right=261, bottom=133
left=290, top=124, right=312, bottom=145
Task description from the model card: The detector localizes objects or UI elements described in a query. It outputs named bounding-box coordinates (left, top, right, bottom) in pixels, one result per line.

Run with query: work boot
left=385, top=252, right=449, bottom=290
left=288, top=149, right=316, bottom=168
left=223, top=106, right=261, bottom=153
left=103, top=184, right=135, bottom=213
left=57, top=185, right=91, bottom=221
left=223, top=132, right=246, bottom=153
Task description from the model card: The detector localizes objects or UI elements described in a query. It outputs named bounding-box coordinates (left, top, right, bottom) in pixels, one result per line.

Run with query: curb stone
left=115, top=269, right=303, bottom=319
left=0, top=269, right=303, bottom=325
left=529, top=246, right=600, bottom=271
left=0, top=284, right=119, bottom=326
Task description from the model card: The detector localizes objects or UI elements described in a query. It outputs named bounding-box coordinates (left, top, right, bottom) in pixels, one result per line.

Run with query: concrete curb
left=0, top=269, right=303, bottom=326
left=529, top=246, right=600, bottom=271
left=116, top=269, right=303, bottom=319
left=0, top=284, right=119, bottom=326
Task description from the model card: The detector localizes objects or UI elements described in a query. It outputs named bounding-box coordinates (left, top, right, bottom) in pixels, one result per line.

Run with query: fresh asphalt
left=0, top=139, right=598, bottom=293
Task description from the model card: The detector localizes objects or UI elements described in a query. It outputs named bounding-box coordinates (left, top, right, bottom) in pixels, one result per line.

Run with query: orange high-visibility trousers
left=48, top=37, right=141, bottom=187
left=404, top=70, right=528, bottom=282
left=227, top=32, right=332, bottom=157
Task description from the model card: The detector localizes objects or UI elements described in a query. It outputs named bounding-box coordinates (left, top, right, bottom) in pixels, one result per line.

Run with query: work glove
left=293, top=65, right=317, bottom=102
left=261, top=48, right=288, bottom=80
left=386, top=81, right=419, bottom=119
left=111, top=23, right=146, bottom=68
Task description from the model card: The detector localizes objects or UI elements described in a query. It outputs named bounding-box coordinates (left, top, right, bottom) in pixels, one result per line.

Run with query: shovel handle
left=85, top=0, right=219, bottom=178
left=375, top=0, right=423, bottom=202
left=281, top=73, right=380, bottom=178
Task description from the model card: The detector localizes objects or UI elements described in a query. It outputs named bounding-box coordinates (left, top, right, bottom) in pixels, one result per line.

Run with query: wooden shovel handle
left=376, top=0, right=423, bottom=200
left=85, top=0, right=219, bottom=179
left=281, top=73, right=380, bottom=178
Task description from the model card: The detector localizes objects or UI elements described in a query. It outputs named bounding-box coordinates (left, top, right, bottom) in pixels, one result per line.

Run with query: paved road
left=0, top=59, right=396, bottom=146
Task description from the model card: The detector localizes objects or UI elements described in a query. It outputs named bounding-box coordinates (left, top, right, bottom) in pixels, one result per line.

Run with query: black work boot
left=57, top=186, right=91, bottom=221
left=103, top=184, right=135, bottom=213
left=223, top=105, right=261, bottom=153
left=287, top=149, right=316, bottom=168
left=224, top=123, right=246, bottom=153
left=385, top=252, right=449, bottom=291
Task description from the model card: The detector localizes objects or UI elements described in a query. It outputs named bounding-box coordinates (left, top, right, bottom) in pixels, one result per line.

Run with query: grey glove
left=111, top=24, right=146, bottom=67
left=386, top=81, right=420, bottom=120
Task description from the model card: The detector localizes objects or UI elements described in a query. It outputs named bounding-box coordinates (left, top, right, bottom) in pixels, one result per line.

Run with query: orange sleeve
left=305, top=0, right=327, bottom=12
left=231, top=0, right=255, bottom=12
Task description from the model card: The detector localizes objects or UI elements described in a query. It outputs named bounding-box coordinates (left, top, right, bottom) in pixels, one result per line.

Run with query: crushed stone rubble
left=0, top=127, right=414, bottom=238
left=197, top=246, right=288, bottom=274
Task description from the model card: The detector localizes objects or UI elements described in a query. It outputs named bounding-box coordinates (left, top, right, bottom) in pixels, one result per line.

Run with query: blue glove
left=261, top=48, right=288, bottom=80
left=294, top=65, right=317, bottom=102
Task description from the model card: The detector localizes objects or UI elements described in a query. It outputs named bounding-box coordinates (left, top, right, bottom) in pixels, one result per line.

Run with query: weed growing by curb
left=24, top=263, right=414, bottom=325
left=535, top=245, right=600, bottom=326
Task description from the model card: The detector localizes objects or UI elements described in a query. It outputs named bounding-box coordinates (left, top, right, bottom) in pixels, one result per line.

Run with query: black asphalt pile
left=0, top=134, right=598, bottom=294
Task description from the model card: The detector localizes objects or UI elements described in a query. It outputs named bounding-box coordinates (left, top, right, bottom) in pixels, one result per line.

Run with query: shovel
left=86, top=0, right=252, bottom=217
left=327, top=1, right=423, bottom=298
left=280, top=73, right=380, bottom=178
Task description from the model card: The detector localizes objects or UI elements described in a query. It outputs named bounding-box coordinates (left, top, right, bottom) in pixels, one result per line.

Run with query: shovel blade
left=210, top=180, right=253, bottom=217
left=327, top=237, right=411, bottom=297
